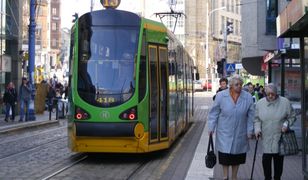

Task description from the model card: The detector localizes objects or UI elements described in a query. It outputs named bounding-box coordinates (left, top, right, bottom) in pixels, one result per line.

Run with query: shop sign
left=263, top=52, right=275, bottom=63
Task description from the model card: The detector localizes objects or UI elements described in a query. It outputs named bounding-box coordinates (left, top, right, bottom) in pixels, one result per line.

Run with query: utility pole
left=28, top=0, right=36, bottom=120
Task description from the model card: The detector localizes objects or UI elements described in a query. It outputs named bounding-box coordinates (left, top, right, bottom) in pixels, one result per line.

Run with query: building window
left=266, top=0, right=277, bottom=35
left=52, top=39, right=57, bottom=47
left=52, top=22, right=57, bottom=31
left=52, top=8, right=57, bottom=16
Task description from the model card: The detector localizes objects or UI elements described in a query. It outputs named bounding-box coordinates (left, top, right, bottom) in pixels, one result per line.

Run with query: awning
left=241, top=56, right=264, bottom=76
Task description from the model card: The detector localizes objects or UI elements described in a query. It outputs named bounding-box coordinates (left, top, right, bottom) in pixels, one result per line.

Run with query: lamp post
left=205, top=3, right=226, bottom=91
left=28, top=0, right=36, bottom=121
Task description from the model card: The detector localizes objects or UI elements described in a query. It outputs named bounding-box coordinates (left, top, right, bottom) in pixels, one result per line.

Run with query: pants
left=262, top=153, right=284, bottom=180
left=5, top=103, right=15, bottom=120
left=20, top=99, right=30, bottom=121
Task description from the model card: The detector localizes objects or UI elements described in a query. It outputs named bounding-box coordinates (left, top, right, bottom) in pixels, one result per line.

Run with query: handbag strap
left=207, top=134, right=214, bottom=153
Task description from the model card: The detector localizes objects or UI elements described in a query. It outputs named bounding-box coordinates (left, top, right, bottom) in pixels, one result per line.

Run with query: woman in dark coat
left=3, top=82, right=17, bottom=122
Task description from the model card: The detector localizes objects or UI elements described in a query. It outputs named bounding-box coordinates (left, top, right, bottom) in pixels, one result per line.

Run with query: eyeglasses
left=266, top=92, right=276, bottom=97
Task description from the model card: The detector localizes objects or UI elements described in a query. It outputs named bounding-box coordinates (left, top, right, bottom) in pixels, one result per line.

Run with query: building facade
left=241, top=0, right=301, bottom=110
left=49, top=0, right=61, bottom=71
left=242, top=0, right=305, bottom=177
left=185, top=0, right=241, bottom=84
left=277, top=0, right=308, bottom=178
left=0, top=0, right=23, bottom=93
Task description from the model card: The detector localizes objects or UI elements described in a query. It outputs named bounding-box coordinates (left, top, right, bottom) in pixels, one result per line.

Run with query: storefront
left=277, top=1, right=308, bottom=178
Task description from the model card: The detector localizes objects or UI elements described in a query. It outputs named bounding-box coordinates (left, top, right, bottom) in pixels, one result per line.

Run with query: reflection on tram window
left=78, top=25, right=139, bottom=107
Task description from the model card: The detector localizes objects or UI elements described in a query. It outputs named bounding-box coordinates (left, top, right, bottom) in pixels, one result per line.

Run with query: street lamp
left=205, top=4, right=226, bottom=91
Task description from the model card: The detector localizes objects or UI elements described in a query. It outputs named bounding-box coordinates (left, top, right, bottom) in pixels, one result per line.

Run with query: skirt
left=218, top=151, right=246, bottom=165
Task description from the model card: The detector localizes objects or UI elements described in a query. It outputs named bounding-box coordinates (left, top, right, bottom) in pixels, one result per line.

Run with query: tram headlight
left=120, top=106, right=137, bottom=120
left=75, top=106, right=90, bottom=120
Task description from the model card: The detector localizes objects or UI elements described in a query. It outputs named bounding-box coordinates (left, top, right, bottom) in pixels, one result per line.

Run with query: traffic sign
left=226, top=63, right=235, bottom=72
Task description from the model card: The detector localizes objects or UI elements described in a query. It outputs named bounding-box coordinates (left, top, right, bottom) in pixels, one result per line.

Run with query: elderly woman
left=208, top=75, right=255, bottom=180
left=254, top=83, right=296, bottom=180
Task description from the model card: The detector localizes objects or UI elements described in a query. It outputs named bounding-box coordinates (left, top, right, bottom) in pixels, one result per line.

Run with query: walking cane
left=250, top=139, right=259, bottom=180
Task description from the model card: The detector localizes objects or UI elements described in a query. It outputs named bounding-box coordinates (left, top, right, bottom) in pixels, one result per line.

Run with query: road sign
left=226, top=63, right=235, bottom=72
left=235, top=63, right=243, bottom=69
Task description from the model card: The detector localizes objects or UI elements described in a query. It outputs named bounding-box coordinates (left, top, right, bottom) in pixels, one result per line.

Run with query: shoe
left=4, top=118, right=8, bottom=122
left=18, top=119, right=23, bottom=122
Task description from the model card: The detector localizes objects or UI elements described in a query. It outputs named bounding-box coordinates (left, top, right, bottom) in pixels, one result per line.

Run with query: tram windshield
left=78, top=26, right=139, bottom=107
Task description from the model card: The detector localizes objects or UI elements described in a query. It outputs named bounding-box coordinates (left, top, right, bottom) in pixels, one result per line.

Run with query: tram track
left=125, top=158, right=152, bottom=180
left=40, top=153, right=88, bottom=180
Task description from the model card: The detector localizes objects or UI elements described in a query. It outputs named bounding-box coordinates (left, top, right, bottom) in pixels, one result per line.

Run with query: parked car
left=202, top=79, right=212, bottom=90
left=193, top=80, right=204, bottom=92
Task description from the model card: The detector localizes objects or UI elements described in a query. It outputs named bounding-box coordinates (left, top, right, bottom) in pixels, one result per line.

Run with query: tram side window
left=139, top=36, right=147, bottom=102
left=68, top=28, right=75, bottom=88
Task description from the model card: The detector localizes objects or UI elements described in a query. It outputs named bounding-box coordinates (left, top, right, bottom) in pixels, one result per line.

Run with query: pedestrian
left=213, top=77, right=228, bottom=101
left=258, top=85, right=266, bottom=99
left=3, top=82, right=17, bottom=122
left=254, top=83, right=296, bottom=180
left=247, top=82, right=259, bottom=102
left=47, top=83, right=56, bottom=112
left=64, top=82, right=68, bottom=99
left=208, top=75, right=255, bottom=180
left=18, top=77, right=31, bottom=122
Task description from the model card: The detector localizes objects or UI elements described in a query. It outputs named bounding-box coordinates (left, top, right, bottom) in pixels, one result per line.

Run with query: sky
left=61, top=0, right=170, bottom=29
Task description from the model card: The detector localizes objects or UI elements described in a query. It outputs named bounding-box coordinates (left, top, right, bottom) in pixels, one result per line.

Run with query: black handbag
left=278, top=129, right=299, bottom=156
left=205, top=134, right=216, bottom=168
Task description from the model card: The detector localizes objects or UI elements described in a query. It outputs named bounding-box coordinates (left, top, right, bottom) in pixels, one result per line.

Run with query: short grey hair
left=229, top=75, right=244, bottom=87
left=265, top=83, right=278, bottom=94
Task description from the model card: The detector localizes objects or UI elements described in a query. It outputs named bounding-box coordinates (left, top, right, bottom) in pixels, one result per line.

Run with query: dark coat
left=3, top=88, right=17, bottom=104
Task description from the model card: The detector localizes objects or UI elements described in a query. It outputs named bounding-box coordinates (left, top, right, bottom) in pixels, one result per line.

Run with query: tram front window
left=78, top=26, right=139, bottom=107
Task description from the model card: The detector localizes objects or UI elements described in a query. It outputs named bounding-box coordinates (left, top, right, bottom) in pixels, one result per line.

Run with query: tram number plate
left=96, top=97, right=115, bottom=104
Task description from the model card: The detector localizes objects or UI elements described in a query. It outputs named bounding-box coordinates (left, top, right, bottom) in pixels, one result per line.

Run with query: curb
left=0, top=120, right=59, bottom=134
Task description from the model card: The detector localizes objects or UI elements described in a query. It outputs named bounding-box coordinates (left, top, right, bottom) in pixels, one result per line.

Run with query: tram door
left=149, top=45, right=168, bottom=143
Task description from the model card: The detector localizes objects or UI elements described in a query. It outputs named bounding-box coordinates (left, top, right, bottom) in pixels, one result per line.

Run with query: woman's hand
left=208, top=131, right=214, bottom=136
left=282, top=126, right=288, bottom=133
left=255, top=131, right=261, bottom=140
left=282, top=121, right=289, bottom=132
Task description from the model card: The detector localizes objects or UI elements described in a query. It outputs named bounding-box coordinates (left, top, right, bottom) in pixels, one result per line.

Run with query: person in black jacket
left=3, top=82, right=17, bottom=122
left=213, top=77, right=228, bottom=101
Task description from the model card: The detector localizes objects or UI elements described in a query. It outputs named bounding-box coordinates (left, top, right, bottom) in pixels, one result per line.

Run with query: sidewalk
left=0, top=110, right=60, bottom=134
left=186, top=92, right=304, bottom=180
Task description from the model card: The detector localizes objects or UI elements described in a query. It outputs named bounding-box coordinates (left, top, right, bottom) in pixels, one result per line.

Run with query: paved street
left=0, top=92, right=304, bottom=179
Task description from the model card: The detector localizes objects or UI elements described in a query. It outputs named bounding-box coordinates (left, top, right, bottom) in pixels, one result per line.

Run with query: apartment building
left=22, top=0, right=61, bottom=82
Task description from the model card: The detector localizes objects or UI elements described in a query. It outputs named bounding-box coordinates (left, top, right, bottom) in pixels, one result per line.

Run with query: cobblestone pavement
left=0, top=92, right=214, bottom=179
